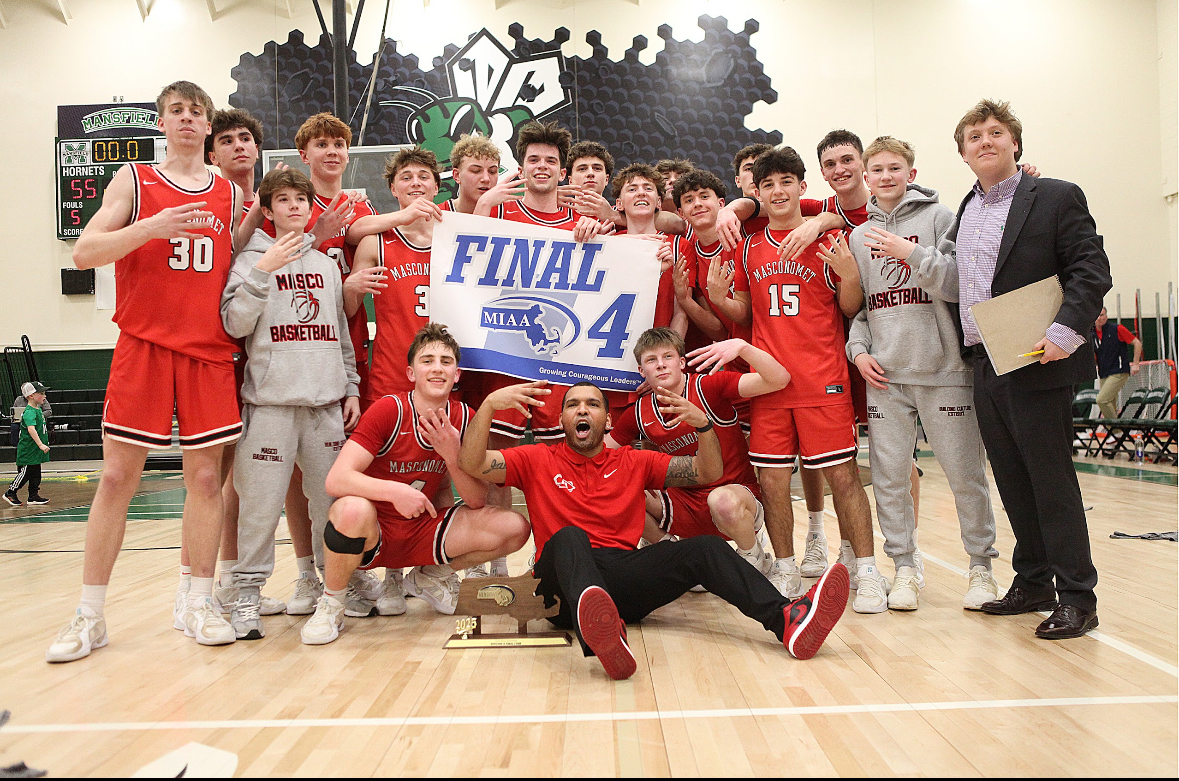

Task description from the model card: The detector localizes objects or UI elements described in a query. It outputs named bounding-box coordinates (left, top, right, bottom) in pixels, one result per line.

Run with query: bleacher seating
left=2, top=387, right=106, bottom=463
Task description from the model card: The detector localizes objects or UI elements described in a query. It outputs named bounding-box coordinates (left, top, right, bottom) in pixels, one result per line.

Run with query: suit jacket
left=949, top=174, right=1112, bottom=390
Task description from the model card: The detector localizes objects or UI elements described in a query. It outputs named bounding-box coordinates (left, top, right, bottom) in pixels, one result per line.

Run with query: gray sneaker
left=344, top=583, right=378, bottom=617
left=377, top=569, right=408, bottom=616
left=231, top=587, right=265, bottom=640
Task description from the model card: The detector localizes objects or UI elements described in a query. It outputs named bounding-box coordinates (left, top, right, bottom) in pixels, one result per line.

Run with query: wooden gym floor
left=0, top=451, right=1175, bottom=777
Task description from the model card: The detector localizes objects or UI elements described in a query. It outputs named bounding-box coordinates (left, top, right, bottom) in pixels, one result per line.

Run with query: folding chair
left=1098, top=388, right=1150, bottom=459
left=1141, top=395, right=1177, bottom=464
left=1071, top=388, right=1101, bottom=456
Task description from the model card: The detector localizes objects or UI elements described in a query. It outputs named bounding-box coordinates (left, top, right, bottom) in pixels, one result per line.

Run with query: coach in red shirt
left=459, top=380, right=849, bottom=680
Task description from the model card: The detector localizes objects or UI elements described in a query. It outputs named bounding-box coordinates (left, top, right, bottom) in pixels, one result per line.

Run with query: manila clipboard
left=969, top=276, right=1064, bottom=376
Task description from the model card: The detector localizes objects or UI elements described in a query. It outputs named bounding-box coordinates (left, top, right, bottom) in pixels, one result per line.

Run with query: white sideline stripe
left=4, top=695, right=1175, bottom=734
left=836, top=518, right=1179, bottom=680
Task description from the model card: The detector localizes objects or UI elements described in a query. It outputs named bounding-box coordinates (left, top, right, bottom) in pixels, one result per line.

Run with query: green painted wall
left=31, top=349, right=112, bottom=390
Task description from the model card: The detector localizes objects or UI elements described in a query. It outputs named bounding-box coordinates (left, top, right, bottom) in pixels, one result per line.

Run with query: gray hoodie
left=222, top=229, right=359, bottom=407
left=845, top=184, right=970, bottom=387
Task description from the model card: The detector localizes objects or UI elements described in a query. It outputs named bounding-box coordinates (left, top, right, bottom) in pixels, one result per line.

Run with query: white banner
left=430, top=211, right=661, bottom=391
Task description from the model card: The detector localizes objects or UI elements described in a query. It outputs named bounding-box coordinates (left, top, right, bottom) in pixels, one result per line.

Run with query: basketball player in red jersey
left=458, top=380, right=849, bottom=679
left=606, top=328, right=787, bottom=576
left=301, top=325, right=531, bottom=645
left=349, top=147, right=441, bottom=405
left=724, top=141, right=861, bottom=579
left=48, top=82, right=246, bottom=662
left=443, top=134, right=503, bottom=214
left=706, top=148, right=881, bottom=608
left=613, top=164, right=686, bottom=338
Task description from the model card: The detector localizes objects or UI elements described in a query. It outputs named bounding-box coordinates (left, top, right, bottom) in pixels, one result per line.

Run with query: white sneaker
left=465, top=562, right=490, bottom=578
left=800, top=534, right=829, bottom=578
left=286, top=573, right=323, bottom=615
left=838, top=545, right=859, bottom=590
left=768, top=560, right=803, bottom=598
left=489, top=557, right=509, bottom=577
left=737, top=544, right=774, bottom=577
left=852, top=569, right=890, bottom=613
left=259, top=594, right=286, bottom=616
left=913, top=547, right=926, bottom=588
left=403, top=565, right=461, bottom=614
left=301, top=595, right=345, bottom=645
left=173, top=587, right=188, bottom=630
left=888, top=566, right=921, bottom=611
left=46, top=607, right=108, bottom=663
left=962, top=566, right=1001, bottom=610
left=350, top=569, right=383, bottom=601
left=184, top=596, right=236, bottom=645
left=377, top=569, right=408, bottom=616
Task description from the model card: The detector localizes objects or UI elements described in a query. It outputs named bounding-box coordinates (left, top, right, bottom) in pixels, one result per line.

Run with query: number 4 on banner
left=587, top=293, right=636, bottom=359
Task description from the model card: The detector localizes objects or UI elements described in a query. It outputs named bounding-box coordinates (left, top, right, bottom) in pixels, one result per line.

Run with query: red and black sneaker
left=783, top=563, right=850, bottom=660
left=577, top=585, right=636, bottom=680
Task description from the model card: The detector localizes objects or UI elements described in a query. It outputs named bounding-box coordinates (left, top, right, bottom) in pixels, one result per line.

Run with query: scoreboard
left=56, top=103, right=165, bottom=240
left=56, top=136, right=166, bottom=239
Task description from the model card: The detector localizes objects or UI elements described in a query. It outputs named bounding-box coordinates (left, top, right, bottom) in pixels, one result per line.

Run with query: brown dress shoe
left=979, top=587, right=1058, bottom=616
left=1035, top=605, right=1099, bottom=639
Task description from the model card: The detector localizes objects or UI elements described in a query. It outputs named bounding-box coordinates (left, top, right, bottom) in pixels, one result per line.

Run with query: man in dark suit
left=948, top=99, right=1111, bottom=639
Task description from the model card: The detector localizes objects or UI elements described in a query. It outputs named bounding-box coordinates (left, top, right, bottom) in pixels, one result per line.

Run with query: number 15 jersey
left=734, top=226, right=849, bottom=408
left=115, top=163, right=238, bottom=365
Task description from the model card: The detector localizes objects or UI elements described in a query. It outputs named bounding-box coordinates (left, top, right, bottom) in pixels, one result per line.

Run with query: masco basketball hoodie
left=222, top=228, right=359, bottom=406
left=221, top=228, right=360, bottom=599
left=844, top=184, right=997, bottom=574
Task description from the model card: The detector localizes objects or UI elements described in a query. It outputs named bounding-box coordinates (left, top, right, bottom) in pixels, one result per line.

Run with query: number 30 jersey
left=734, top=226, right=849, bottom=408
left=115, top=163, right=238, bottom=365
left=368, top=227, right=431, bottom=398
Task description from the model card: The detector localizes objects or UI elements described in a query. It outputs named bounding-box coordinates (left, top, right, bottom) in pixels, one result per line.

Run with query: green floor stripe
left=3, top=487, right=190, bottom=524
left=1072, top=461, right=1178, bottom=486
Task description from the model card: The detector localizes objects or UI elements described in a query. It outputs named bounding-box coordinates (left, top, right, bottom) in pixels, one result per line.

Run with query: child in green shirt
left=6, top=381, right=50, bottom=506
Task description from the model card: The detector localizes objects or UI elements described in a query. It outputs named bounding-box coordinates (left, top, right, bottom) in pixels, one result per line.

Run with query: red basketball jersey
left=439, top=198, right=458, bottom=212
left=493, top=201, right=578, bottom=230
left=677, top=234, right=752, bottom=369
left=348, top=392, right=471, bottom=505
left=735, top=227, right=849, bottom=408
left=369, top=228, right=431, bottom=398
left=801, top=196, right=868, bottom=227
left=610, top=372, right=757, bottom=489
left=114, top=164, right=238, bottom=365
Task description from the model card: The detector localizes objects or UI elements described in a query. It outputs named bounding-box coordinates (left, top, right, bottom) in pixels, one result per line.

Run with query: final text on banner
left=429, top=212, right=660, bottom=392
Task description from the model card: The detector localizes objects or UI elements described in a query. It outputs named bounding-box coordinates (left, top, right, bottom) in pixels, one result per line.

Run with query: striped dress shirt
left=956, top=169, right=1084, bottom=352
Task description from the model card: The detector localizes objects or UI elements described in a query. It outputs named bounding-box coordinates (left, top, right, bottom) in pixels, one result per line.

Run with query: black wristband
left=745, top=196, right=761, bottom=220
left=695, top=421, right=714, bottom=434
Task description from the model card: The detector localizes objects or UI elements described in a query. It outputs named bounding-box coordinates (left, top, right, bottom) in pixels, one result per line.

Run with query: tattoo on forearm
left=665, top=456, right=699, bottom=485
left=482, top=457, right=505, bottom=475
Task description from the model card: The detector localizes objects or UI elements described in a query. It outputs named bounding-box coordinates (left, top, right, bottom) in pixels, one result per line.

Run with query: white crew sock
left=324, top=585, right=346, bottom=604
left=189, top=576, right=214, bottom=602
left=218, top=559, right=237, bottom=588
left=178, top=565, right=192, bottom=592
left=855, top=556, right=879, bottom=579
left=775, top=555, right=798, bottom=571
left=807, top=510, right=825, bottom=537
left=297, top=556, right=317, bottom=579
left=79, top=584, right=108, bottom=616
left=839, top=540, right=854, bottom=560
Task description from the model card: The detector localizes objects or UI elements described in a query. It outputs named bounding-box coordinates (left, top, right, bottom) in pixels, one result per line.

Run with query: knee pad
left=324, top=520, right=366, bottom=555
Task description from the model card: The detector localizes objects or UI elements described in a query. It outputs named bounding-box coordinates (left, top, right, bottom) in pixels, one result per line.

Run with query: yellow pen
left=1018, top=350, right=1045, bottom=357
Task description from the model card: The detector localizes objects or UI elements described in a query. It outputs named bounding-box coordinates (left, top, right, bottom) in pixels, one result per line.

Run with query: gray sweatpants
left=232, top=404, right=346, bottom=588
left=866, top=382, right=998, bottom=569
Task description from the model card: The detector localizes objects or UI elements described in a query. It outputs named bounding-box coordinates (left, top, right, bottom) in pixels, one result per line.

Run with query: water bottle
left=1134, top=434, right=1144, bottom=464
